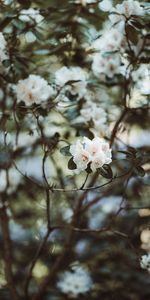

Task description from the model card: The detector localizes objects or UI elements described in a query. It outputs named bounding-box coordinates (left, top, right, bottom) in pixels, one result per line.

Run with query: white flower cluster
left=0, top=32, right=7, bottom=65
left=70, top=136, right=112, bottom=173
left=55, top=66, right=87, bottom=99
left=57, top=264, right=93, bottom=297
left=92, top=53, right=121, bottom=78
left=140, top=253, right=150, bottom=273
left=92, top=0, right=146, bottom=79
left=93, top=28, right=124, bottom=53
left=19, top=8, right=44, bottom=24
left=109, top=0, right=144, bottom=26
left=92, top=26, right=124, bottom=78
left=132, top=64, right=150, bottom=96
left=80, top=102, right=108, bottom=135
left=15, top=74, right=54, bottom=106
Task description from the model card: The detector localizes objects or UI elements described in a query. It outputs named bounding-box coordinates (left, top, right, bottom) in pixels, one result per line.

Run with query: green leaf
left=0, top=146, right=12, bottom=169
left=68, top=157, right=76, bottom=170
left=98, top=164, right=113, bottom=179
left=134, top=166, right=145, bottom=177
left=2, top=59, right=11, bottom=68
left=60, top=145, right=71, bottom=156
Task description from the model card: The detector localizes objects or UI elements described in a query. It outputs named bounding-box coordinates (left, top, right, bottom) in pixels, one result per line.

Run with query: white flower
left=15, top=75, right=54, bottom=106
left=109, top=0, right=144, bottom=25
left=92, top=53, right=121, bottom=78
left=55, top=66, right=87, bottom=99
left=70, top=137, right=112, bottom=173
left=93, top=28, right=124, bottom=52
left=57, top=264, right=93, bottom=297
left=85, top=137, right=112, bottom=171
left=140, top=253, right=150, bottom=272
left=70, top=140, right=91, bottom=173
left=19, top=8, right=44, bottom=23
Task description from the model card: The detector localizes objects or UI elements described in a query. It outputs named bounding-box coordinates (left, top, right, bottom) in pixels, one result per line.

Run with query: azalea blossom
left=57, top=264, right=93, bottom=297
left=55, top=66, right=87, bottom=99
left=70, top=136, right=112, bottom=173
left=15, top=75, right=54, bottom=106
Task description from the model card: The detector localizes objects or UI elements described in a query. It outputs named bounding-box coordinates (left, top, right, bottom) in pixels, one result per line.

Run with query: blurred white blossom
left=140, top=253, right=150, bottom=272
left=92, top=53, right=121, bottom=78
left=55, top=66, right=87, bottom=99
left=99, top=0, right=113, bottom=12
left=93, top=27, right=124, bottom=52
left=57, top=264, right=93, bottom=297
left=109, top=0, right=144, bottom=26
left=80, top=102, right=108, bottom=136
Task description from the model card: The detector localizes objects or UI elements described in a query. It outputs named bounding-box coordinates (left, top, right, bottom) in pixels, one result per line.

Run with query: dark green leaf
left=134, top=166, right=145, bottom=177
left=60, top=145, right=71, bottom=156
left=2, top=59, right=11, bottom=68
left=98, top=164, right=113, bottom=179
left=68, top=157, right=76, bottom=170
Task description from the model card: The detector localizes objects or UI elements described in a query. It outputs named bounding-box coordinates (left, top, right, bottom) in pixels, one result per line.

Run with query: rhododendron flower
left=70, top=137, right=112, bottom=173
left=70, top=140, right=91, bottom=173
left=15, top=75, right=54, bottom=106
left=92, top=53, right=121, bottom=78
left=93, top=28, right=124, bottom=52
